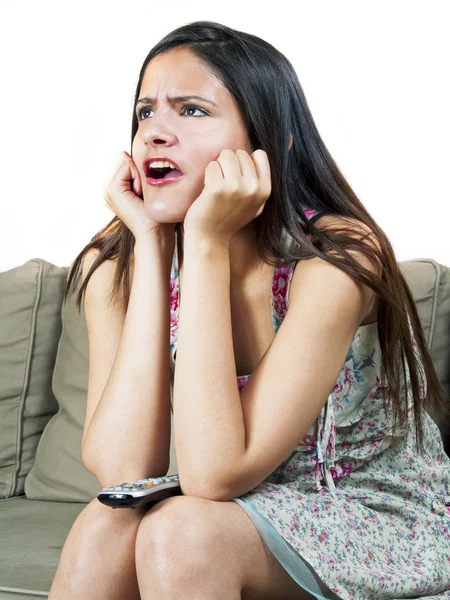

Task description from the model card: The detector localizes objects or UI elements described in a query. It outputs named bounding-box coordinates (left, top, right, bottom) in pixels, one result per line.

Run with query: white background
left=1, top=0, right=449, bottom=271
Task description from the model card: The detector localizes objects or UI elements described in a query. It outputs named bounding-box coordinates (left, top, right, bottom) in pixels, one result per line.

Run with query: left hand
left=183, top=148, right=272, bottom=244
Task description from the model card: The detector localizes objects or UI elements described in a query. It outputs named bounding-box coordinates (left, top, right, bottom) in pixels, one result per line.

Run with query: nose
left=141, top=109, right=177, bottom=147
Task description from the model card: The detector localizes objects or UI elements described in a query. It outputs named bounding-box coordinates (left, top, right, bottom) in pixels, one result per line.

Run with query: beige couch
left=0, top=256, right=449, bottom=599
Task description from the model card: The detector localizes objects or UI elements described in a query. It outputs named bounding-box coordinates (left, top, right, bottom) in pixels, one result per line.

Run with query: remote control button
left=145, top=482, right=155, bottom=487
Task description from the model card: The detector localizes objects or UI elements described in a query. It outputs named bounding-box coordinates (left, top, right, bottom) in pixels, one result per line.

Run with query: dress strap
left=308, top=211, right=327, bottom=226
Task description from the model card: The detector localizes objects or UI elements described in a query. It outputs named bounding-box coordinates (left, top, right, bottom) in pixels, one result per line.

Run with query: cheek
left=189, top=150, right=220, bottom=180
left=131, top=145, right=144, bottom=174
left=201, top=134, right=252, bottom=165
left=131, top=136, right=139, bottom=158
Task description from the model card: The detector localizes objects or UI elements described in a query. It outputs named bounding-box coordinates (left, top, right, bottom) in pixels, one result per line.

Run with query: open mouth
left=147, top=166, right=183, bottom=180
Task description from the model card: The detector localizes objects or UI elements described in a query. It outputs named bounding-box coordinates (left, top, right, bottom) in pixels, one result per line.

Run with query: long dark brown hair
left=65, top=20, right=448, bottom=453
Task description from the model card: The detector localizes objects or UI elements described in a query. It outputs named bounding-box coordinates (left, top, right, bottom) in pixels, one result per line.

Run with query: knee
left=50, top=498, right=145, bottom=598
left=84, top=497, right=148, bottom=532
left=63, top=498, right=146, bottom=563
left=136, top=496, right=208, bottom=543
left=135, top=496, right=214, bottom=567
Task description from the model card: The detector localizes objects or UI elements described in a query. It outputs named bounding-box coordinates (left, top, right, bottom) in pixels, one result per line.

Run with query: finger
left=128, top=160, right=142, bottom=197
left=235, top=149, right=259, bottom=187
left=104, top=152, right=126, bottom=191
left=204, top=160, right=223, bottom=190
left=216, top=148, right=242, bottom=180
left=255, top=201, right=266, bottom=218
left=118, top=157, right=139, bottom=190
left=251, top=150, right=272, bottom=197
left=113, top=151, right=128, bottom=174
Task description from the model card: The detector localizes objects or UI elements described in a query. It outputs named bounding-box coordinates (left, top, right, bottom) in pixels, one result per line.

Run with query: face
left=131, top=47, right=254, bottom=224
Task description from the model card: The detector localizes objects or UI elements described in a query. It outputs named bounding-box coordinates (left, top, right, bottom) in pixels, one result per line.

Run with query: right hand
left=102, top=151, right=177, bottom=246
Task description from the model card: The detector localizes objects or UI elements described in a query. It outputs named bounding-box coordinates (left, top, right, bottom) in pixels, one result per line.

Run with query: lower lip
left=146, top=173, right=184, bottom=186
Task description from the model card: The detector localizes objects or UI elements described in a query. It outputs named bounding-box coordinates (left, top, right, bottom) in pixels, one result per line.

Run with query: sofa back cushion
left=0, top=260, right=67, bottom=498
left=2, top=257, right=448, bottom=502
left=400, top=258, right=450, bottom=450
left=24, top=260, right=109, bottom=501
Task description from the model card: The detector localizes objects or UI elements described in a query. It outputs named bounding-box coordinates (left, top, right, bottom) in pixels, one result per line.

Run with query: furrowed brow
left=135, top=95, right=218, bottom=108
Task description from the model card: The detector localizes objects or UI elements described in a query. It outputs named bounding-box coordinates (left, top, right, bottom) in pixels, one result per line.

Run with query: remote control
left=97, top=474, right=182, bottom=509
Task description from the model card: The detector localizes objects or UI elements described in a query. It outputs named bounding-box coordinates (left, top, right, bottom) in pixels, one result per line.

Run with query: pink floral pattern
left=169, top=208, right=450, bottom=599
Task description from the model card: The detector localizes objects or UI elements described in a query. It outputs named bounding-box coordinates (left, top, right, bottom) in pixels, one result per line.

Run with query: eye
left=136, top=106, right=152, bottom=120
left=136, top=104, right=208, bottom=120
left=181, top=104, right=208, bottom=117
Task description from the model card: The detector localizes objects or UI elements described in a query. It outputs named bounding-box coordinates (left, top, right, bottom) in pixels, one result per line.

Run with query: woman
left=49, top=20, right=450, bottom=600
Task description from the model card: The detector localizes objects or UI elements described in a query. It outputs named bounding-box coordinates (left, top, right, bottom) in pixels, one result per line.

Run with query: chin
left=144, top=200, right=187, bottom=224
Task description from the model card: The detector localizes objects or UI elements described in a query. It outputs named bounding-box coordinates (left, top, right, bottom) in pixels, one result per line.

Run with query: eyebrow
left=135, top=95, right=218, bottom=109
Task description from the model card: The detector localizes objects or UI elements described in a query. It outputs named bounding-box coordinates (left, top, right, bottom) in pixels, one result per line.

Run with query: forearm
left=173, top=235, right=245, bottom=498
left=82, top=238, right=173, bottom=487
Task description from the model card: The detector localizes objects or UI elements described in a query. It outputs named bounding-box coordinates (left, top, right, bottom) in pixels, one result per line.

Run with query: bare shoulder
left=310, top=213, right=382, bottom=271
left=313, top=213, right=380, bottom=241
left=81, top=248, right=135, bottom=312
left=292, top=213, right=382, bottom=325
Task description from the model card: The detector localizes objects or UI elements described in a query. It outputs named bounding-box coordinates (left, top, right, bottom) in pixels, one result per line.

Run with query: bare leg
left=48, top=498, right=148, bottom=600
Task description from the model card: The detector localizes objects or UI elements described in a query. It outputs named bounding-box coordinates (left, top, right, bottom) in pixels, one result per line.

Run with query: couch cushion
left=399, top=258, right=450, bottom=450
left=24, top=258, right=179, bottom=503
left=400, top=259, right=450, bottom=395
left=0, top=495, right=87, bottom=598
left=24, top=261, right=103, bottom=502
left=0, top=260, right=67, bottom=499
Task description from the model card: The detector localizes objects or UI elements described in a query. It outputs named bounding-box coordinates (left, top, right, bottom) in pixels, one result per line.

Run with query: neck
left=177, top=223, right=268, bottom=289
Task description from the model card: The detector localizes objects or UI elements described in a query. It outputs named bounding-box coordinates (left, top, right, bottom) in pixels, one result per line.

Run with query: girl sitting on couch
left=50, top=19, right=450, bottom=600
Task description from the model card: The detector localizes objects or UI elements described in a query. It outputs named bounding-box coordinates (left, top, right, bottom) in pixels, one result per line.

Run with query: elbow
left=81, top=441, right=106, bottom=482
left=179, top=472, right=230, bottom=502
left=181, top=465, right=252, bottom=502
left=81, top=451, right=171, bottom=490
left=81, top=445, right=95, bottom=476
left=81, top=437, right=172, bottom=488
left=81, top=449, right=105, bottom=486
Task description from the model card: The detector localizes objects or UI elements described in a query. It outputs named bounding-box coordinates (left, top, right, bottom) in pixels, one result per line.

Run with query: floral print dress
left=169, top=207, right=450, bottom=599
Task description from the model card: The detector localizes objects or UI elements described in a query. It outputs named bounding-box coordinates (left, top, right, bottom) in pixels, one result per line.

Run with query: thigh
left=223, top=500, right=315, bottom=600
left=136, top=495, right=314, bottom=600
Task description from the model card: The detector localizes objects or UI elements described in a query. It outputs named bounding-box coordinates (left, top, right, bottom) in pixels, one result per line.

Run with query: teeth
left=148, top=160, right=176, bottom=169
